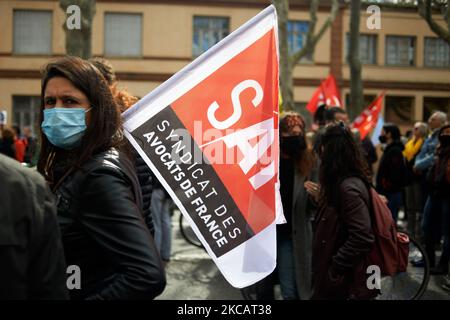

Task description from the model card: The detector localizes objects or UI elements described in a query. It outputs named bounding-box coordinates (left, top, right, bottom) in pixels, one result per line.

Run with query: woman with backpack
left=309, top=122, right=377, bottom=300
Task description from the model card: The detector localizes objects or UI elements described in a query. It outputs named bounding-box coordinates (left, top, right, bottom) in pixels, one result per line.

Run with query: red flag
left=352, top=93, right=385, bottom=140
left=306, top=74, right=342, bottom=114
left=122, top=5, right=281, bottom=288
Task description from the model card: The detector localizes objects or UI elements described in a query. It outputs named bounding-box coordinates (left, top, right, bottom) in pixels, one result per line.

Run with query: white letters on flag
left=122, top=5, right=282, bottom=288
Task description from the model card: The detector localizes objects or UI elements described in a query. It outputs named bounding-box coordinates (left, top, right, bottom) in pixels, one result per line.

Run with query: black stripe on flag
left=130, top=105, right=255, bottom=257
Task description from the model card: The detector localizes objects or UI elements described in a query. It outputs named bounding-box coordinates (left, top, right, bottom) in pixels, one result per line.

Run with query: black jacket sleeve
left=79, top=166, right=166, bottom=300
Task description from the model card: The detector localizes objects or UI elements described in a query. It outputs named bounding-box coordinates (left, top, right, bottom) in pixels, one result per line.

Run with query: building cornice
left=2, top=69, right=449, bottom=92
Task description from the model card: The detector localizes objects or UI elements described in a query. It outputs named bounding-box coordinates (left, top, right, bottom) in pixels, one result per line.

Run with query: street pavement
left=157, top=211, right=449, bottom=300
left=156, top=211, right=243, bottom=300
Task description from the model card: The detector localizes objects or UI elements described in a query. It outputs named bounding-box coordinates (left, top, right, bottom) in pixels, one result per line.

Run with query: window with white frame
left=104, top=13, right=142, bottom=57
left=385, top=35, right=415, bottom=66
left=193, top=16, right=229, bottom=57
left=13, top=10, right=52, bottom=55
left=287, top=20, right=312, bottom=62
left=424, top=37, right=450, bottom=67
left=345, top=33, right=377, bottom=65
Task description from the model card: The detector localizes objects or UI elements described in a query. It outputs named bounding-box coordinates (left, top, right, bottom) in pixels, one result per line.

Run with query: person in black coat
left=376, top=123, right=406, bottom=221
left=90, top=57, right=155, bottom=236
left=37, top=56, right=165, bottom=300
left=0, top=153, right=68, bottom=299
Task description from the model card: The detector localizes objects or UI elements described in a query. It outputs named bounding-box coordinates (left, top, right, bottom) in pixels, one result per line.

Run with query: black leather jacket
left=54, top=148, right=166, bottom=300
left=134, top=150, right=155, bottom=235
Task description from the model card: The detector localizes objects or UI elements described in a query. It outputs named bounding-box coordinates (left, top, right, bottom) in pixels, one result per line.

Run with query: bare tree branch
left=273, top=0, right=340, bottom=111
left=290, top=0, right=339, bottom=65
left=418, top=0, right=450, bottom=44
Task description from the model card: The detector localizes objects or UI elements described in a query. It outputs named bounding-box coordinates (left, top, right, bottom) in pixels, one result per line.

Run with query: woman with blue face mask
left=37, top=56, right=166, bottom=300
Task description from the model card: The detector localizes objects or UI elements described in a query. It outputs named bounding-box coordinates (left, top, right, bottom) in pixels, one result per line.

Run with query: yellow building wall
left=0, top=0, right=66, bottom=55
left=341, top=9, right=450, bottom=82
left=92, top=3, right=332, bottom=75
left=340, top=8, right=450, bottom=122
left=1, top=1, right=450, bottom=128
left=118, top=81, right=164, bottom=99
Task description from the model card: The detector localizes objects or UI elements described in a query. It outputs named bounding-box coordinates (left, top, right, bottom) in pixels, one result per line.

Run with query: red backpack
left=366, top=187, right=409, bottom=276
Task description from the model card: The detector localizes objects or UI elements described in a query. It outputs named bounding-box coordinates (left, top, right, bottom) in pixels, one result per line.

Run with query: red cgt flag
left=306, top=74, right=342, bottom=114
left=352, top=93, right=385, bottom=140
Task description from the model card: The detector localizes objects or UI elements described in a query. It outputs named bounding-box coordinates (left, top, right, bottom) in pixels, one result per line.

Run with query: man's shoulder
left=0, top=154, right=50, bottom=234
left=0, top=154, right=46, bottom=188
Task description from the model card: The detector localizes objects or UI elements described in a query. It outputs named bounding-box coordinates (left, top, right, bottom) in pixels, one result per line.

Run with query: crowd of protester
left=0, top=55, right=449, bottom=299
left=246, top=106, right=449, bottom=299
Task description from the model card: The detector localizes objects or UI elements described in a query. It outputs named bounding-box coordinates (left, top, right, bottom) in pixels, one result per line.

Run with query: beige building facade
left=0, top=0, right=449, bottom=132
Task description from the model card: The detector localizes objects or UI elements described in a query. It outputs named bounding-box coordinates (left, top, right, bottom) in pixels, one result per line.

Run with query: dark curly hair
left=318, top=122, right=370, bottom=206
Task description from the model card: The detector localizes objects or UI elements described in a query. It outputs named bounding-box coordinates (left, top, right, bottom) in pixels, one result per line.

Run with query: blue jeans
left=422, top=195, right=450, bottom=267
left=277, top=237, right=298, bottom=300
left=151, top=188, right=172, bottom=261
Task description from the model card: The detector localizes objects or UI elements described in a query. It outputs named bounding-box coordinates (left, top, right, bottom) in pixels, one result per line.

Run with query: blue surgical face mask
left=41, top=107, right=91, bottom=150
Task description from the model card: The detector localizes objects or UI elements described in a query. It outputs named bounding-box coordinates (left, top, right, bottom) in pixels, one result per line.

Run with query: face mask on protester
left=41, top=107, right=92, bottom=150
left=280, top=135, right=306, bottom=158
left=439, top=135, right=450, bottom=147
left=378, top=135, right=387, bottom=144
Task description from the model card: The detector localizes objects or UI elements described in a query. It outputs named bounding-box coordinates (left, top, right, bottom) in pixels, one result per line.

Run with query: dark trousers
left=422, top=195, right=450, bottom=269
